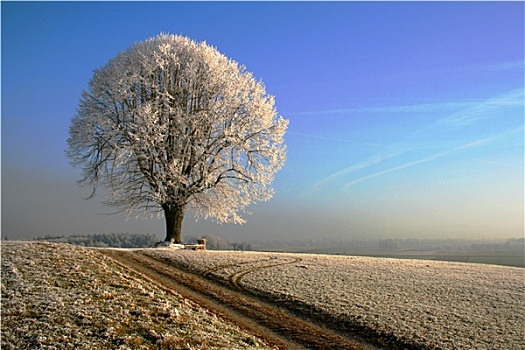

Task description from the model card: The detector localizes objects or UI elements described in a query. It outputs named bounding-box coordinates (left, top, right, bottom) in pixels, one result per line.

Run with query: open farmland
left=2, top=242, right=524, bottom=349
left=144, top=249, right=525, bottom=350
left=1, top=242, right=277, bottom=349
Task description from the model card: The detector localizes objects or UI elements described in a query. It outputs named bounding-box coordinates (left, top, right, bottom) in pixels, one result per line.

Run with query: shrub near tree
left=67, top=34, right=288, bottom=244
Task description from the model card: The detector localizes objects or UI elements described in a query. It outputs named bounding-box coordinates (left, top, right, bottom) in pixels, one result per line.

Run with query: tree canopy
left=67, top=34, right=288, bottom=243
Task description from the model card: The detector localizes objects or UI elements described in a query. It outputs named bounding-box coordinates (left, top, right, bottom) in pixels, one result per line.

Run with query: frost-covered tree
left=67, top=34, right=288, bottom=244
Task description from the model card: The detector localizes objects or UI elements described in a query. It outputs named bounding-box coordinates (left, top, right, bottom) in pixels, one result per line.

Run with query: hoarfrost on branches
left=67, top=34, right=288, bottom=242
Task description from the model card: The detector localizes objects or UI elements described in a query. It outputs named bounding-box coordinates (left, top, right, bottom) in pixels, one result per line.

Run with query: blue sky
left=2, top=1, right=523, bottom=241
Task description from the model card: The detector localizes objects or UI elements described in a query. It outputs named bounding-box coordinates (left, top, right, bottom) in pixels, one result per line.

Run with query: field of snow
left=1, top=242, right=276, bottom=349
left=146, top=249, right=525, bottom=350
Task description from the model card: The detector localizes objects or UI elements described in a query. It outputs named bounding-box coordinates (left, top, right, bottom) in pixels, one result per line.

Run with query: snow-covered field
left=1, top=242, right=276, bottom=349
left=146, top=249, right=525, bottom=350
left=3, top=241, right=523, bottom=350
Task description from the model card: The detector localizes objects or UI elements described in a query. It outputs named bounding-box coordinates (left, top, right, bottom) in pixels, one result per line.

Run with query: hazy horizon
left=2, top=2, right=524, bottom=242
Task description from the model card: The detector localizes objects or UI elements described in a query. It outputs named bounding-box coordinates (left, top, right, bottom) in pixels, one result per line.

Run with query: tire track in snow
left=203, top=256, right=280, bottom=277
left=102, top=249, right=381, bottom=350
left=226, top=257, right=303, bottom=291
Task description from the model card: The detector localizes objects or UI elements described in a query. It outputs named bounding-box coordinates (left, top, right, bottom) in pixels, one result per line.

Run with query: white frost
left=1, top=242, right=277, bottom=349
left=146, top=249, right=525, bottom=350
left=67, top=33, right=288, bottom=226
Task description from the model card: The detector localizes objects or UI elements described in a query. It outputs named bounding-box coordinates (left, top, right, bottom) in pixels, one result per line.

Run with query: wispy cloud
left=287, top=131, right=383, bottom=148
left=480, top=60, right=524, bottom=72
left=306, top=149, right=406, bottom=195
left=301, top=87, right=524, bottom=195
left=437, top=88, right=524, bottom=128
left=288, top=101, right=475, bottom=117
left=341, top=127, right=523, bottom=191
left=289, top=88, right=523, bottom=118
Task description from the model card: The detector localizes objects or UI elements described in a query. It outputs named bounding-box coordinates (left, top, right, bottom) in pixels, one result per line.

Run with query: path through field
left=1, top=242, right=279, bottom=349
left=138, top=249, right=524, bottom=350
left=101, top=249, right=383, bottom=350
left=3, top=243, right=522, bottom=349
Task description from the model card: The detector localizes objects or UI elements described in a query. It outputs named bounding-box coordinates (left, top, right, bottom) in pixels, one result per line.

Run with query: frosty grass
left=146, top=249, right=525, bottom=350
left=1, top=242, right=276, bottom=349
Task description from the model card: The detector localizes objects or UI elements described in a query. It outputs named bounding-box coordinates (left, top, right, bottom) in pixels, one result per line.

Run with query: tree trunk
left=163, top=204, right=185, bottom=244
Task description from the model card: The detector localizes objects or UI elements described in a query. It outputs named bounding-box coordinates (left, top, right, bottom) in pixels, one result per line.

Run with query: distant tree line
left=251, top=237, right=525, bottom=253
left=30, top=234, right=523, bottom=253
left=376, top=238, right=525, bottom=252
left=32, top=232, right=253, bottom=250
left=33, top=233, right=158, bottom=248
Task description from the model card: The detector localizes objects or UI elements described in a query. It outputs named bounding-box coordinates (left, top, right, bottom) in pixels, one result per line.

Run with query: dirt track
left=100, top=249, right=395, bottom=350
